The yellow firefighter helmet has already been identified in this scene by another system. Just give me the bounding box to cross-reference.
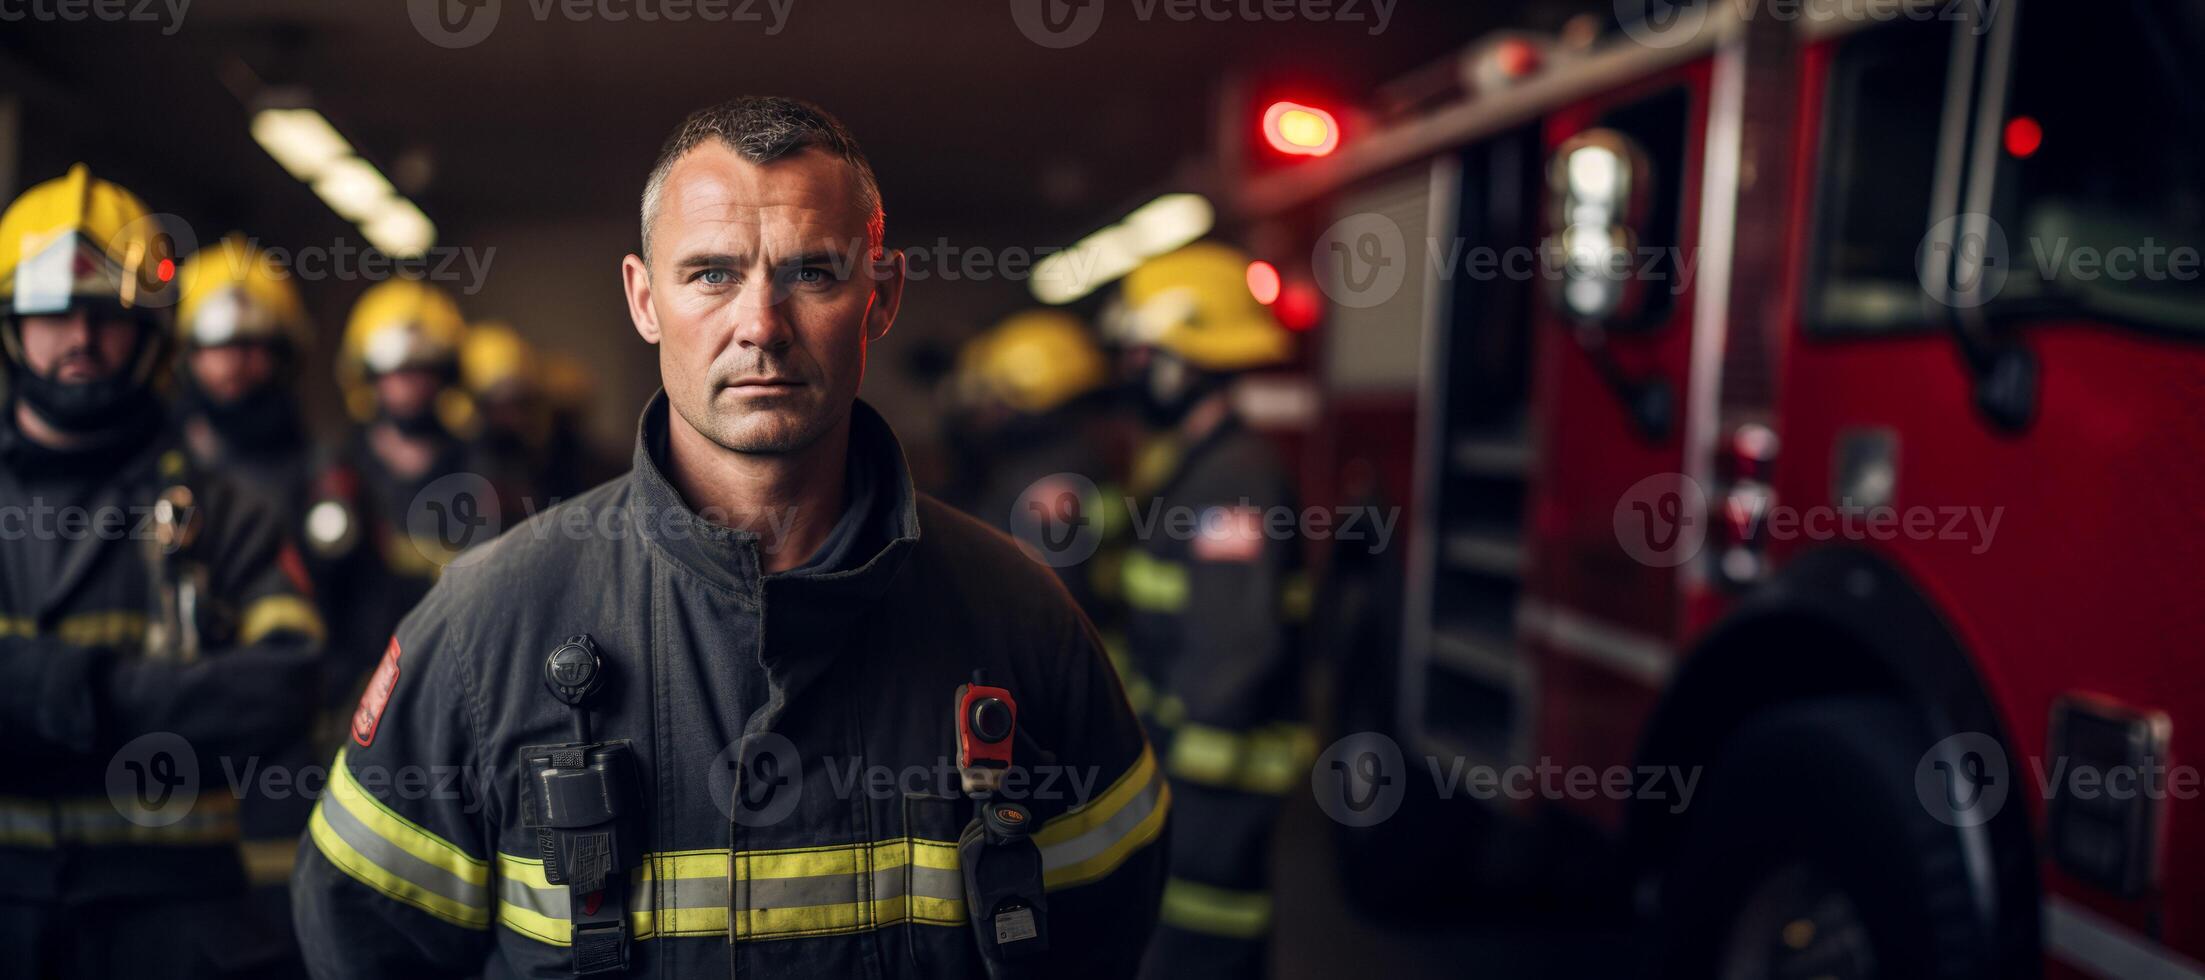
[177,234,310,350]
[0,163,176,319]
[959,308,1108,415]
[0,165,178,422]
[1108,241,1289,372]
[338,278,467,423]
[461,320,538,397]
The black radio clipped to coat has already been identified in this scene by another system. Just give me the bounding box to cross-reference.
[517,634,642,977]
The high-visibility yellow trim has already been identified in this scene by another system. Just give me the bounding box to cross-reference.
[307,748,491,930]
[53,611,147,648]
[0,793,240,847]
[1036,744,1171,891]
[0,616,32,638]
[1281,571,1314,622]
[1161,877,1273,939]
[238,593,326,646]
[325,749,489,885]
[1122,551,1189,613]
[495,838,969,946]
[1166,722,1314,795]
[239,837,300,886]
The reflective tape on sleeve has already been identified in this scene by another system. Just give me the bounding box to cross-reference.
[306,748,491,929]
[1035,744,1171,891]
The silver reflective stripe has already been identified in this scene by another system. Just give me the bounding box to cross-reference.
[499,872,566,918]
[319,782,489,911]
[1039,770,1163,873]
[500,848,965,924]
[2047,896,2205,980]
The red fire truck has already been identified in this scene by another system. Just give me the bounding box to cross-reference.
[1227,2,2205,976]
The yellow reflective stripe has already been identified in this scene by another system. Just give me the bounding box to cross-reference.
[239,837,299,886]
[0,612,148,646]
[53,611,147,648]
[1241,723,1316,795]
[1281,571,1313,622]
[1122,551,1189,613]
[0,794,240,846]
[1036,744,1170,891]
[308,748,491,929]
[238,593,326,646]
[494,839,969,947]
[1161,878,1273,939]
[1167,722,1314,795]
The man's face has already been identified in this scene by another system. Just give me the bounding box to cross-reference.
[374,367,445,423]
[18,308,142,384]
[188,342,280,403]
[622,143,903,454]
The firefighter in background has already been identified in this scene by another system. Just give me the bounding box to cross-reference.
[0,165,324,977]
[460,319,553,507]
[305,279,482,714]
[173,234,316,520]
[956,308,1123,618]
[540,348,623,497]
[173,233,324,970]
[1107,241,1310,979]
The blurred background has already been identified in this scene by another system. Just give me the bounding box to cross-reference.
[6,0,2201,977]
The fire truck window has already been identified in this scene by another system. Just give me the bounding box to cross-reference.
[1990,1,2205,333]
[1809,20,1951,333]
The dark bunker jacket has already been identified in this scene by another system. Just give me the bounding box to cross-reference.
[292,394,1169,978]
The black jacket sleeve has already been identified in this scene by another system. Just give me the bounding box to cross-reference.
[1025,613,1171,978]
[292,575,495,979]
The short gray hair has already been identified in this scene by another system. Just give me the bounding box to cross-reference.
[638,96,885,265]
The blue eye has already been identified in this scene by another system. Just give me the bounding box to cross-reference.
[696,268,732,285]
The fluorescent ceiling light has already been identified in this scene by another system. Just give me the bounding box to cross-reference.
[1031,193,1214,305]
[251,108,354,181]
[361,199,436,258]
[312,157,397,222]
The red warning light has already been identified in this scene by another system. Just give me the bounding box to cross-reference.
[1493,38,1540,79]
[1263,101,1339,157]
[156,258,176,282]
[1246,260,1282,305]
[1275,281,1323,331]
[2003,116,2042,159]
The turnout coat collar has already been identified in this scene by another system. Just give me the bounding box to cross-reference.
[624,390,920,606]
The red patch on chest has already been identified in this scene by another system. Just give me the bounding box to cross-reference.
[353,638,403,747]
